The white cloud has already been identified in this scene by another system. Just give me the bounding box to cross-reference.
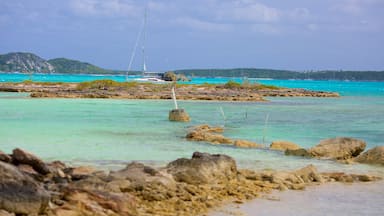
[69,0,140,17]
[216,1,281,23]
[288,8,310,20]
[251,24,280,35]
[173,17,232,32]
[307,23,319,31]
[332,0,384,15]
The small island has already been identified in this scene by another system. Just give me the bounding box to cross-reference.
[0,80,339,101]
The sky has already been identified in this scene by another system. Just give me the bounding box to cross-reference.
[0,0,383,71]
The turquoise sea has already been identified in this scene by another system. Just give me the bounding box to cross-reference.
[0,73,383,173]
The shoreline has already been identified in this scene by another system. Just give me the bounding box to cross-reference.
[210,181,384,216]
[0,80,339,101]
[0,148,382,216]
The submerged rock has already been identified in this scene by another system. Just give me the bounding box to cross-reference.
[186,125,233,144]
[186,124,263,149]
[166,152,237,185]
[270,141,301,151]
[234,139,263,148]
[355,146,384,166]
[309,137,366,160]
[285,148,312,157]
[0,161,50,215]
[169,109,190,122]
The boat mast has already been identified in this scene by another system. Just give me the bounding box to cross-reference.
[126,8,146,81]
[142,7,148,75]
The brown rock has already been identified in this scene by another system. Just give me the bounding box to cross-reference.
[309,137,366,160]
[0,210,14,216]
[0,151,11,163]
[166,152,237,185]
[68,166,97,180]
[0,161,50,215]
[58,188,137,216]
[109,162,176,195]
[294,165,324,183]
[11,148,51,175]
[169,109,190,122]
[234,140,263,148]
[270,141,301,151]
[186,130,233,144]
[191,124,224,133]
[285,148,312,157]
[355,146,384,166]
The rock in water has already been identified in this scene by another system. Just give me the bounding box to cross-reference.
[309,137,366,160]
[270,141,301,151]
[285,148,312,157]
[12,148,51,175]
[234,140,263,148]
[355,146,384,166]
[166,152,237,185]
[169,109,190,122]
[0,161,50,215]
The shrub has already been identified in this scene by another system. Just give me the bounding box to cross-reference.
[224,80,241,89]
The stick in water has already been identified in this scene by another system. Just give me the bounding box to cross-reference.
[172,87,178,109]
[262,113,270,145]
[219,107,226,121]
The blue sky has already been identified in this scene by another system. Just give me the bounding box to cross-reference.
[0,0,383,71]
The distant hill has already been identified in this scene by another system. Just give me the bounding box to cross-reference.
[0,52,55,73]
[48,58,115,74]
[1,52,383,80]
[175,69,384,81]
[0,52,130,74]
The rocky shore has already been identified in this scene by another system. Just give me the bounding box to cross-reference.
[186,125,384,166]
[0,148,382,216]
[0,80,339,101]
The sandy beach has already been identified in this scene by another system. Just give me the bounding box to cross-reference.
[211,181,384,216]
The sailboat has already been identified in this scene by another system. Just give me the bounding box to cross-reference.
[128,8,167,83]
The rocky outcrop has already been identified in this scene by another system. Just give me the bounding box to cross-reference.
[54,188,137,216]
[0,52,55,73]
[169,109,190,122]
[186,125,263,148]
[308,137,366,160]
[270,140,301,151]
[355,146,384,166]
[166,152,237,185]
[0,150,11,163]
[0,161,50,215]
[0,148,382,216]
[0,81,339,101]
[12,148,51,175]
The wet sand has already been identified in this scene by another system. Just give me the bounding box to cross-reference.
[211,181,384,216]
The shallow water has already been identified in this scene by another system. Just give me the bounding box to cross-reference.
[1,78,383,216]
[0,92,383,175]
